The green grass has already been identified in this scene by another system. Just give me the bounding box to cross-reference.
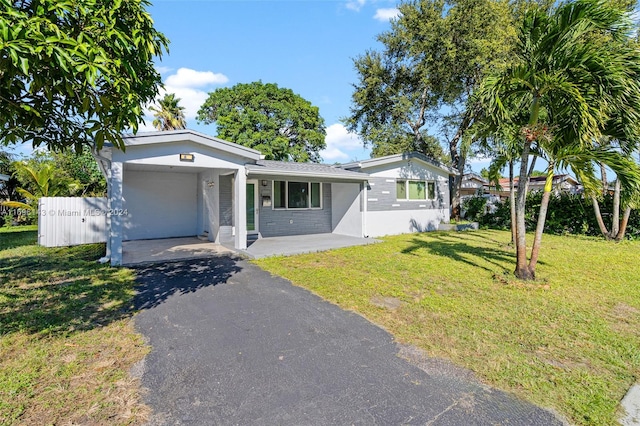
[255,230,640,425]
[0,226,148,425]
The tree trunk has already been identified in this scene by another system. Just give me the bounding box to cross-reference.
[515,95,540,281]
[514,141,533,280]
[448,108,475,220]
[591,196,612,240]
[525,155,537,195]
[509,160,516,245]
[611,179,621,237]
[615,206,632,241]
[600,161,608,195]
[527,166,554,276]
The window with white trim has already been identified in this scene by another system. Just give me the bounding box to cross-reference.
[273,181,322,209]
[396,180,435,200]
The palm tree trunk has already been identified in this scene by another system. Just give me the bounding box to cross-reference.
[515,95,540,281]
[615,206,632,241]
[509,160,516,245]
[600,161,608,195]
[525,155,537,194]
[591,196,612,239]
[611,179,621,237]
[527,166,554,275]
[515,141,532,280]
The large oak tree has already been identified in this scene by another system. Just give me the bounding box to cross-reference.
[344,0,517,217]
[197,82,326,162]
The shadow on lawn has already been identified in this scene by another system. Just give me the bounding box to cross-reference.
[401,232,546,273]
[0,228,38,251]
[0,229,243,335]
[132,256,243,311]
[0,242,136,336]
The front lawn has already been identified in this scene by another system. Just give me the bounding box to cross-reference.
[256,230,640,425]
[0,226,148,425]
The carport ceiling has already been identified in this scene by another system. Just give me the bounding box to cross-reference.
[124,163,211,174]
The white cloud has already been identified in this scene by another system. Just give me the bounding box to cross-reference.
[159,86,210,119]
[373,8,399,21]
[321,123,363,161]
[155,66,173,75]
[346,0,366,12]
[141,67,230,122]
[165,67,229,88]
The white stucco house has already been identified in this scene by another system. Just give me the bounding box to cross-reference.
[94,130,454,265]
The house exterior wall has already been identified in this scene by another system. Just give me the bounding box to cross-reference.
[218,174,234,242]
[111,141,252,171]
[255,181,332,237]
[360,159,451,237]
[122,170,197,240]
[197,170,220,241]
[331,182,363,238]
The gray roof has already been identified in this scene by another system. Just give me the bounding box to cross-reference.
[110,129,262,160]
[246,160,369,181]
[341,152,456,175]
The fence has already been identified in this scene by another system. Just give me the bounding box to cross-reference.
[38,197,108,247]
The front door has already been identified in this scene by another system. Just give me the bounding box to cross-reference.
[246,181,259,234]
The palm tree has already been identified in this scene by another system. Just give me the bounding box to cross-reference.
[478,0,640,280]
[149,93,187,131]
[1,162,80,211]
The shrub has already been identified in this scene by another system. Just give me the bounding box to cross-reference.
[478,192,640,239]
[462,195,487,221]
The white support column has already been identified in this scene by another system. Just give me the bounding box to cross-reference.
[362,181,368,238]
[109,162,124,266]
[234,168,247,250]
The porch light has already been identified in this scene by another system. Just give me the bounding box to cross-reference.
[180,153,195,162]
[261,180,268,186]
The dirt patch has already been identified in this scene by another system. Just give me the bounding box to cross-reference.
[370,295,403,310]
[611,303,640,320]
[397,343,483,385]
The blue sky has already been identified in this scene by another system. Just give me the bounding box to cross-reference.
[142,0,403,163]
[9,0,490,171]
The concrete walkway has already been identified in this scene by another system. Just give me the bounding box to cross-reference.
[132,257,564,425]
[122,234,378,265]
[122,237,234,265]
[239,233,380,258]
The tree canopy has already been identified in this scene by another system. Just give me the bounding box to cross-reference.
[0,0,169,152]
[343,0,518,215]
[197,81,326,162]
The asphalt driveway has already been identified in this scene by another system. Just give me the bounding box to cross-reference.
[133,256,564,425]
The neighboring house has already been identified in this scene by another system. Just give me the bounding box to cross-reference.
[459,174,500,217]
[459,172,582,217]
[460,173,488,198]
[461,173,582,200]
[94,130,455,266]
[494,175,582,198]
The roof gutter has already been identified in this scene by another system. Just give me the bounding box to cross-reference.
[246,168,368,182]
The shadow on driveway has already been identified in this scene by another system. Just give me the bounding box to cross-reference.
[132,256,242,310]
[133,256,564,425]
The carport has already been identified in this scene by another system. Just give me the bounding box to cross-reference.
[95,130,261,266]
